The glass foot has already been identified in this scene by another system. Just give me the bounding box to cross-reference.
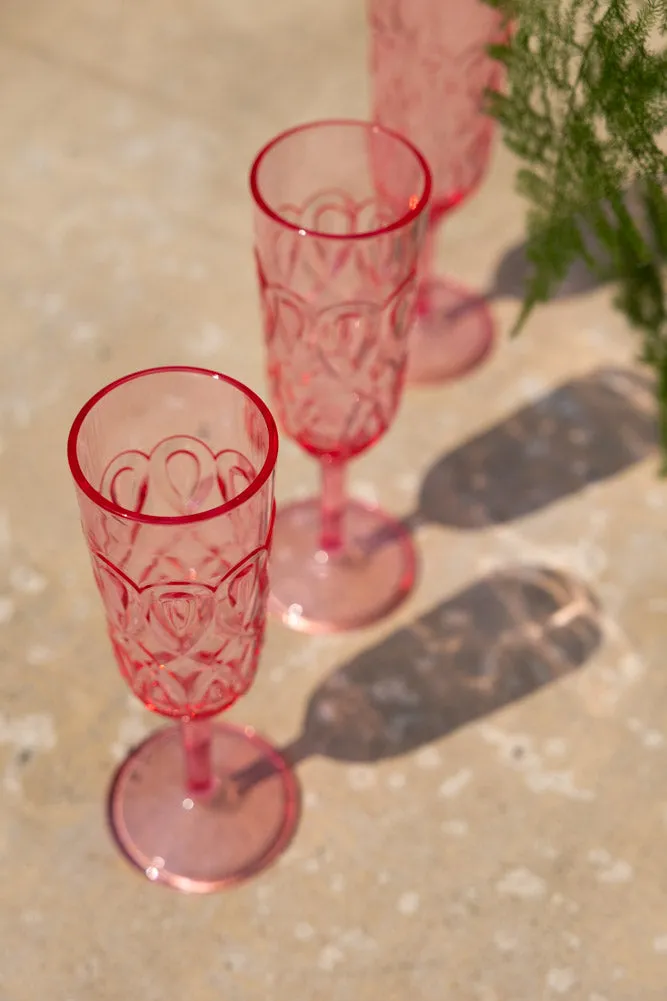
[268,498,416,634]
[406,277,495,385]
[108,721,300,893]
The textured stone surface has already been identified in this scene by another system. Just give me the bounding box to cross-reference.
[0,2,666,1000]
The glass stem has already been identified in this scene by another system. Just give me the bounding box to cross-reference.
[181,717,213,797]
[320,458,346,554]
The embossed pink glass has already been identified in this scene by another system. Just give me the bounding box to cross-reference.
[67,367,299,892]
[250,120,431,634]
[369,0,507,383]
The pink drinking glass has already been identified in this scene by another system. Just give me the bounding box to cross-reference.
[67,366,299,892]
[369,0,507,384]
[250,119,432,634]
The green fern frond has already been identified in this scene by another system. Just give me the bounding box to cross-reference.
[484,0,667,466]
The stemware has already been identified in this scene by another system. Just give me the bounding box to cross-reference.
[250,119,432,634]
[369,0,507,384]
[67,366,299,892]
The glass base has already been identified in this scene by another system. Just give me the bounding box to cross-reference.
[406,277,495,385]
[268,498,416,634]
[108,721,300,893]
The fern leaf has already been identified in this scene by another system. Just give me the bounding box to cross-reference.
[485,0,667,464]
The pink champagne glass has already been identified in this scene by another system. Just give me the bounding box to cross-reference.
[67,366,299,892]
[250,119,432,634]
[369,0,507,384]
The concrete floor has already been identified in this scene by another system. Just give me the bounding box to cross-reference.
[0,2,665,999]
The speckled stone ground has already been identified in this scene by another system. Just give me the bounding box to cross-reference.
[1,2,666,1000]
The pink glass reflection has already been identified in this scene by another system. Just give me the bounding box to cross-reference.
[369,0,507,383]
[67,366,299,892]
[250,119,431,634]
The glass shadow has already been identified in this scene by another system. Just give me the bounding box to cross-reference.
[239,565,601,788]
[415,367,655,530]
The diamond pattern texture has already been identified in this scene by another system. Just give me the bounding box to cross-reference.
[256,186,424,459]
[83,437,272,718]
[369,0,506,211]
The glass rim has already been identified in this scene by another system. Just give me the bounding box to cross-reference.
[249,118,433,240]
[67,365,279,526]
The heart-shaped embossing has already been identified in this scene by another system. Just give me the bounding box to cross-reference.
[215,450,256,504]
[216,547,269,635]
[149,436,218,516]
[89,531,271,717]
[316,299,383,379]
[90,552,140,635]
[142,583,215,657]
[264,272,419,455]
[353,201,404,287]
[302,188,356,235]
[100,450,149,515]
[271,189,367,293]
[96,437,259,521]
[261,284,307,351]
[270,202,304,286]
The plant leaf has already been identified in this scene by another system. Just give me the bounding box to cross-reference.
[485,0,667,465]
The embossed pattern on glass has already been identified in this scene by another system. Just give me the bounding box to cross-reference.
[370,0,504,214]
[86,438,268,719]
[251,120,432,634]
[68,367,299,893]
[369,0,508,384]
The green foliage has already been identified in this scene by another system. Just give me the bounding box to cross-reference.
[484,0,667,465]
